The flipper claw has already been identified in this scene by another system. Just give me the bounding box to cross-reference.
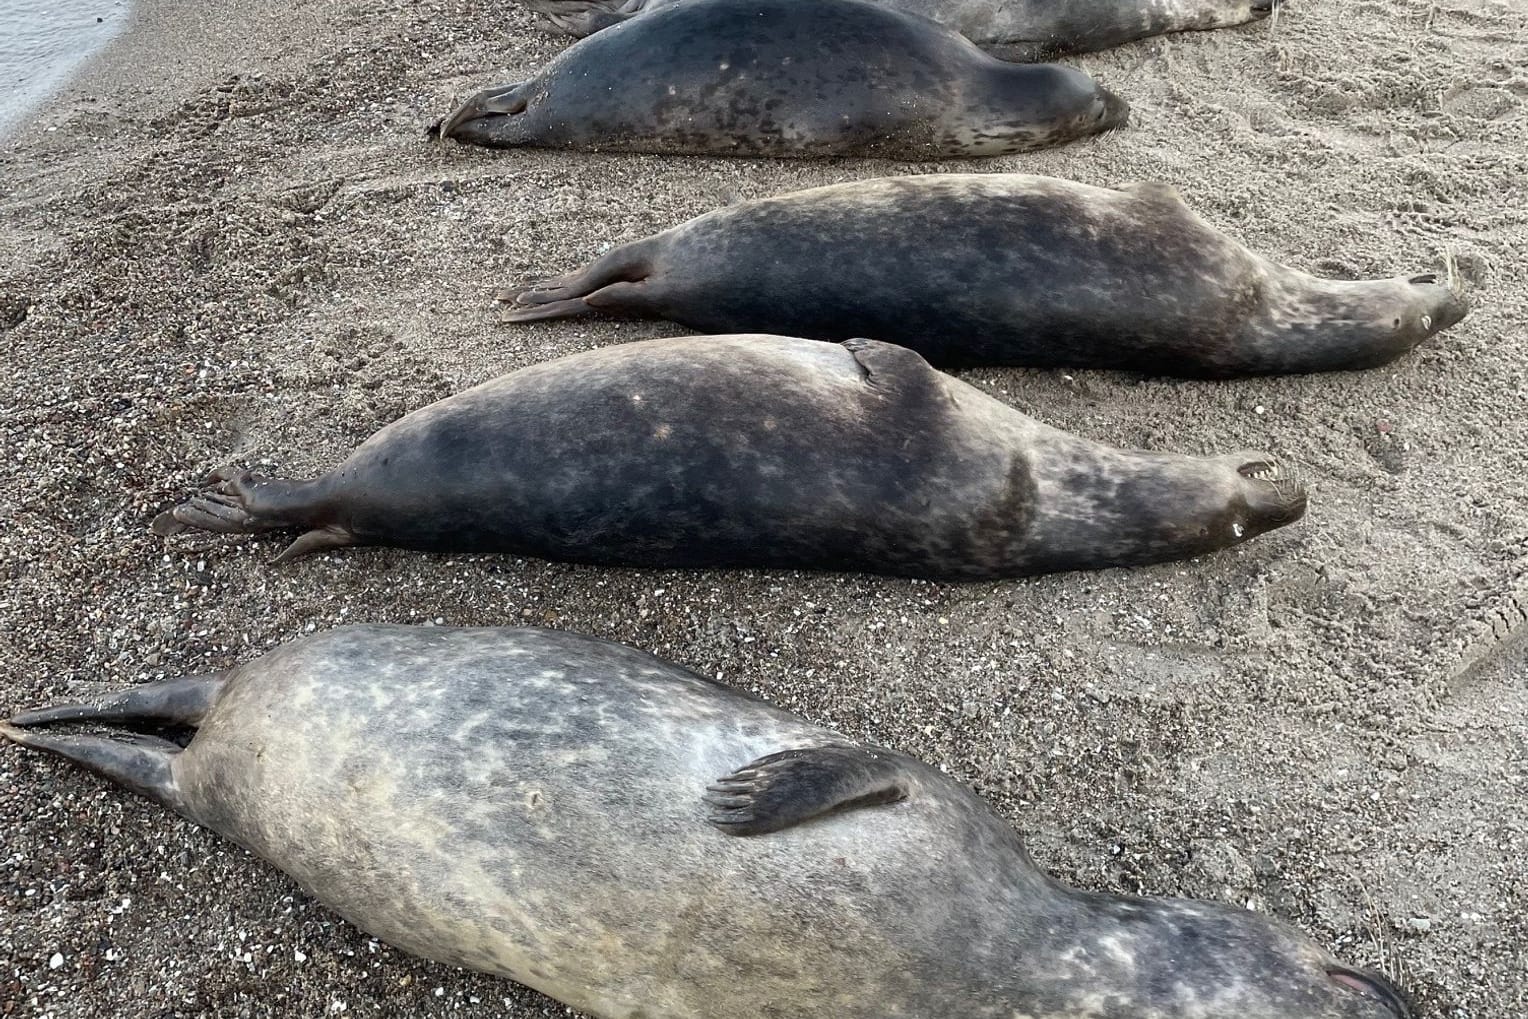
[705,744,912,836]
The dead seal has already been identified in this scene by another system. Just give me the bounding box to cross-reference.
[501,174,1470,377]
[432,0,1129,159]
[151,335,1305,577]
[519,0,1279,61]
[3,624,1412,1019]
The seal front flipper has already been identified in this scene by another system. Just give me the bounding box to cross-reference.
[705,744,913,836]
[841,338,951,401]
[1,723,184,810]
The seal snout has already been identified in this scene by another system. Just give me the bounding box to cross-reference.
[1411,275,1469,336]
[1233,454,1308,530]
[1328,967,1415,1019]
[1095,85,1131,129]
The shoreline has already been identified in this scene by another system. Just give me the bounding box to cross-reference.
[1,0,1525,1015]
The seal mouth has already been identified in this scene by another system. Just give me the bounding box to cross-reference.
[1237,459,1286,482]
[1329,967,1415,1019]
[1249,0,1280,15]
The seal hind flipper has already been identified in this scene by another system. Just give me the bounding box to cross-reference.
[499,239,659,323]
[520,0,640,36]
[1,722,184,810]
[434,83,530,141]
[705,744,912,836]
[154,469,347,558]
[10,673,228,728]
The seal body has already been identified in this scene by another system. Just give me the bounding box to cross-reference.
[152,335,1305,576]
[4,624,1412,1019]
[502,175,1470,376]
[434,0,1129,159]
[521,0,1278,60]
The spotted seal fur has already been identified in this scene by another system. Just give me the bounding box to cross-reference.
[3,624,1413,1019]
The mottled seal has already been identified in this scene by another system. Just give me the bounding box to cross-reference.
[433,0,1129,159]
[151,335,1305,576]
[3,624,1412,1019]
[519,0,1279,61]
[502,174,1471,376]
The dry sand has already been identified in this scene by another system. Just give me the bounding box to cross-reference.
[1,0,1525,1014]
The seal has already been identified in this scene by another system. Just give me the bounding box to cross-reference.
[518,0,1279,61]
[501,174,1471,377]
[2,624,1413,1019]
[431,0,1129,159]
[151,335,1306,577]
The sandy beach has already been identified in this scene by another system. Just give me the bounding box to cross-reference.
[1,0,1524,1014]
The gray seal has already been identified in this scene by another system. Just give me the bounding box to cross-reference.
[151,335,1306,576]
[519,0,1279,61]
[3,624,1412,1019]
[432,0,1129,159]
[501,174,1471,377]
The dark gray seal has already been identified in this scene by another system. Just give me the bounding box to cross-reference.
[519,0,1279,61]
[151,335,1306,576]
[502,174,1471,377]
[432,0,1129,159]
[3,624,1412,1019]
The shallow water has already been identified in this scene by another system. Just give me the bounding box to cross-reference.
[0,0,134,138]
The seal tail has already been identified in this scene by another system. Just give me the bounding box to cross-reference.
[498,238,659,323]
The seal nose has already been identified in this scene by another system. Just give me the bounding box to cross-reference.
[1232,453,1308,528]
[1419,280,1469,334]
[1329,968,1415,1019]
[1095,85,1130,128]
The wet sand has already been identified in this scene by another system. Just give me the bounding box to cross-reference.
[1,0,1524,1014]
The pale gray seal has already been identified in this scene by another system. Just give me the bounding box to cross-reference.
[501,174,1470,377]
[519,0,1279,61]
[433,0,1129,159]
[3,624,1412,1019]
[150,335,1306,576]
